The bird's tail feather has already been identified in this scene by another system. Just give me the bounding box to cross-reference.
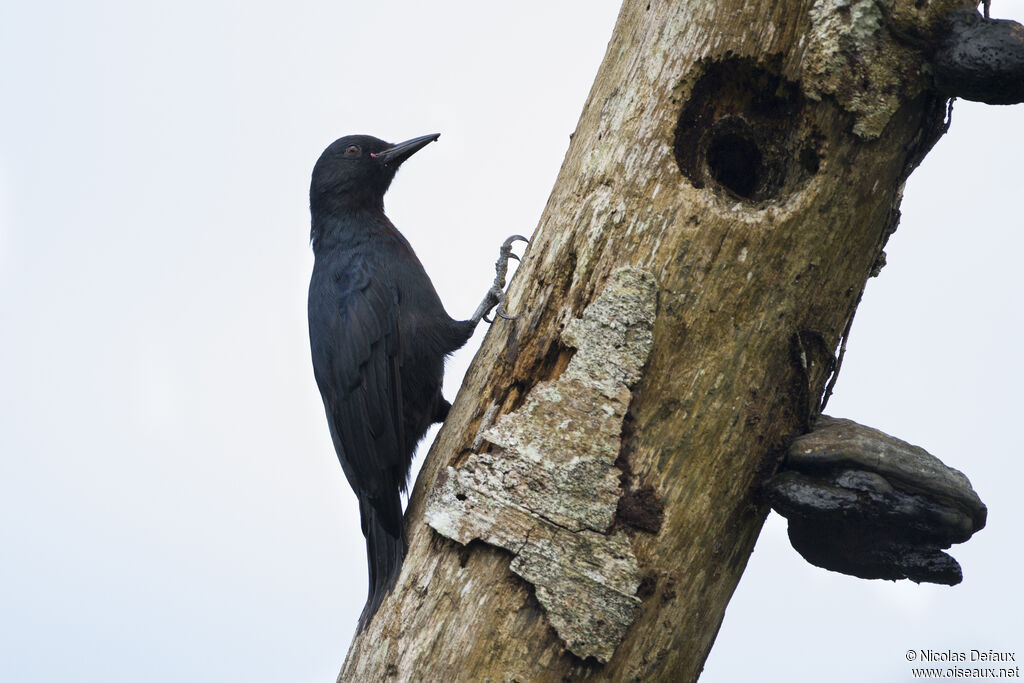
[357,496,406,631]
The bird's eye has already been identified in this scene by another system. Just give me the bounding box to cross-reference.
[344,145,361,157]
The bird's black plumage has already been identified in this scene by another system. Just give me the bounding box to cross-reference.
[307,133,477,627]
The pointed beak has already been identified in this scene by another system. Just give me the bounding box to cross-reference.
[372,133,440,167]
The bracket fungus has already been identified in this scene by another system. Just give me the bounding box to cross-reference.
[766,416,986,585]
[933,9,1024,105]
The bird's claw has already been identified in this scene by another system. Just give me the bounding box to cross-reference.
[495,305,515,320]
[472,235,529,324]
[481,285,505,324]
[501,234,529,250]
[485,289,516,322]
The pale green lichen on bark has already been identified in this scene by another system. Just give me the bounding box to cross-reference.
[804,0,927,137]
[424,267,657,663]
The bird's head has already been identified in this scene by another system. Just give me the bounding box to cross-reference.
[309,133,440,215]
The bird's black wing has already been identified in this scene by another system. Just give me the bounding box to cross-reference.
[309,250,405,537]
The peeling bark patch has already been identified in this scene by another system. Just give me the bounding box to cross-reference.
[425,267,657,663]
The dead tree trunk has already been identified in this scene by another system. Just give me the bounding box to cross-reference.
[340,0,1010,680]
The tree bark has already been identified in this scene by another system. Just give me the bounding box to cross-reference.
[340,0,973,680]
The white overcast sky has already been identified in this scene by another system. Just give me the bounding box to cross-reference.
[1,2,1022,682]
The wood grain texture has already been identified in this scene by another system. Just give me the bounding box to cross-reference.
[340,0,966,680]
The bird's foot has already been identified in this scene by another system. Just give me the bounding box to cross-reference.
[471,235,528,324]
